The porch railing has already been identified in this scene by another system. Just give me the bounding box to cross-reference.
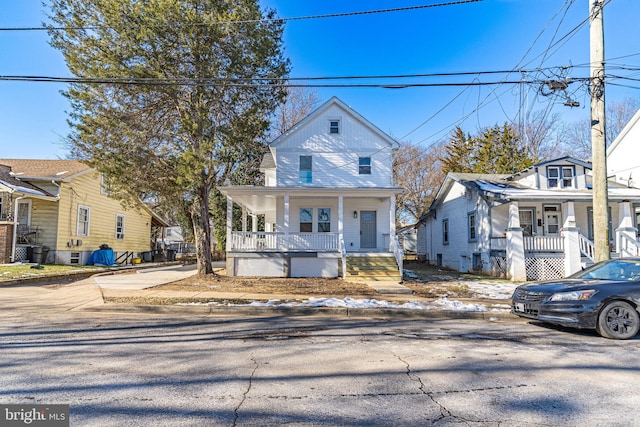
[579,234,595,263]
[389,234,404,280]
[491,236,564,252]
[229,231,340,252]
[524,236,564,252]
[618,233,640,258]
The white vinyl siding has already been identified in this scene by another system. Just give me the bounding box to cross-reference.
[273,104,394,187]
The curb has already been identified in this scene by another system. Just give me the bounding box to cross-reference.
[84,302,522,321]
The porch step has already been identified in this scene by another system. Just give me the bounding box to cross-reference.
[345,255,401,282]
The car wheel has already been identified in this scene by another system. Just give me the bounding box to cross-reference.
[597,301,640,340]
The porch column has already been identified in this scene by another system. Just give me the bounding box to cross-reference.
[252,214,258,232]
[562,201,581,276]
[390,195,396,235]
[506,201,526,281]
[241,208,247,232]
[226,196,233,251]
[283,195,289,251]
[338,195,344,239]
[616,201,638,257]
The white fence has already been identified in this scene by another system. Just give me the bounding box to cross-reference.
[491,236,564,252]
[230,232,340,252]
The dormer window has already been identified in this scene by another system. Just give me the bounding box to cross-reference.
[547,166,575,189]
[562,167,574,187]
[548,167,559,188]
[329,119,340,134]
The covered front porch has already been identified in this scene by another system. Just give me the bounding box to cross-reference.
[489,199,640,281]
[218,186,404,278]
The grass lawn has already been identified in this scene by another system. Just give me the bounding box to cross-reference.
[0,264,102,282]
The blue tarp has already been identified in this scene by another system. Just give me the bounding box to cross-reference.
[88,249,116,266]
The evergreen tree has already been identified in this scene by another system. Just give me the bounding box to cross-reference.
[441,126,475,174]
[48,0,290,275]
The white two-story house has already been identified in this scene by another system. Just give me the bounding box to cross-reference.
[416,157,640,281]
[218,97,404,280]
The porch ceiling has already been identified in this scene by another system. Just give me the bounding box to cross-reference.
[219,185,404,214]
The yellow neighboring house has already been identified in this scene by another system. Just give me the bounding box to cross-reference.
[0,159,168,265]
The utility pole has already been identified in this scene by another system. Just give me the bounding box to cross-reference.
[590,0,609,262]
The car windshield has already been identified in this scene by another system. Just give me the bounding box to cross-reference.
[573,260,640,281]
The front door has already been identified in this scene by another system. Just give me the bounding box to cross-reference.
[543,206,560,235]
[360,211,377,249]
[17,200,31,228]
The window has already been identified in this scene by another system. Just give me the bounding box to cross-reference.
[359,157,371,175]
[467,212,476,241]
[442,219,449,244]
[562,167,574,188]
[329,119,340,134]
[318,208,331,232]
[115,214,125,240]
[77,205,91,237]
[300,208,313,232]
[100,174,111,195]
[548,167,559,188]
[299,156,312,183]
[547,165,575,188]
[519,209,534,236]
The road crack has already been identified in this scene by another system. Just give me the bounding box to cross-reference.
[233,354,258,427]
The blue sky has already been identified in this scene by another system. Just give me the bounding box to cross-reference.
[2,0,640,159]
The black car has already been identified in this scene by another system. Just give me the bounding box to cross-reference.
[512,258,640,339]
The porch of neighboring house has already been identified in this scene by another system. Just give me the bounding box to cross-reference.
[221,188,403,280]
[488,200,640,281]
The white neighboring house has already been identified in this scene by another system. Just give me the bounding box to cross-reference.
[218,97,404,280]
[608,108,640,192]
[416,157,640,281]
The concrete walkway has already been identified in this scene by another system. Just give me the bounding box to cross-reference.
[93,264,199,290]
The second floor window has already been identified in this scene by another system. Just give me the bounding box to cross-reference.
[77,205,90,237]
[548,166,575,189]
[299,156,312,183]
[359,157,371,175]
[329,120,340,134]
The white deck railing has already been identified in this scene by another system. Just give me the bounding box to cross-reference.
[491,236,564,252]
[229,232,340,252]
[524,236,564,252]
[618,233,640,258]
[579,234,595,263]
[389,234,404,279]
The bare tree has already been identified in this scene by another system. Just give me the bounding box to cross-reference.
[560,97,639,160]
[393,141,446,224]
[517,110,565,161]
[269,86,320,139]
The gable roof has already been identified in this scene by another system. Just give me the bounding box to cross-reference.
[607,107,640,156]
[0,164,55,198]
[0,159,93,182]
[269,96,398,148]
[506,156,592,180]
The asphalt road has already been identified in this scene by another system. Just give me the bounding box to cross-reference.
[1,303,639,426]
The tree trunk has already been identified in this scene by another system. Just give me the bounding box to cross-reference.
[191,186,214,276]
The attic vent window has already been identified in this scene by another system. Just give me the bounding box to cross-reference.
[329,120,340,134]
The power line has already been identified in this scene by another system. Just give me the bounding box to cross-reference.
[0,74,592,88]
[0,1,483,32]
